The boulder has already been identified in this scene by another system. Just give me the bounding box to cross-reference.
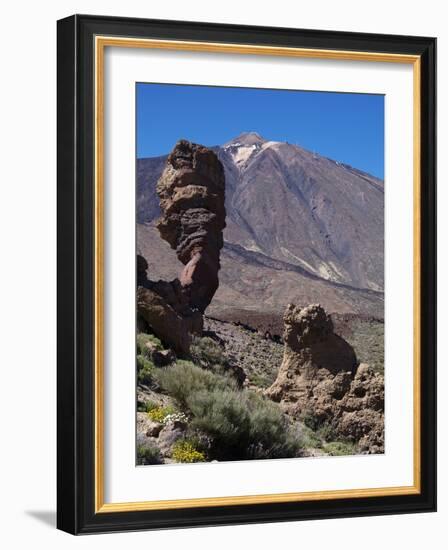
[142,340,176,366]
[137,286,194,355]
[157,423,187,457]
[136,412,164,438]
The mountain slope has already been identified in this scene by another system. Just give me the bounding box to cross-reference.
[137,224,383,321]
[220,133,384,291]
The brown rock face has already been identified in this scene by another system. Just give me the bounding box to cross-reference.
[137,258,203,354]
[156,140,226,312]
[137,141,226,353]
[266,303,384,453]
[267,304,357,406]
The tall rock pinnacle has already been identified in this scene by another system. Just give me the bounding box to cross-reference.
[156,140,226,312]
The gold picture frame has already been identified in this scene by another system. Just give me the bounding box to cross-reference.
[57,14,436,534]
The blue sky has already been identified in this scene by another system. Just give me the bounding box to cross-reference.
[136,83,384,179]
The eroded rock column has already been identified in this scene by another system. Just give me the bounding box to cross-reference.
[156,140,226,312]
[137,140,226,354]
[266,303,384,453]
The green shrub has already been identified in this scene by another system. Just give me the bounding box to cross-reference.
[323,441,357,456]
[155,362,301,461]
[249,371,272,388]
[299,423,323,449]
[137,332,163,358]
[174,359,197,369]
[137,443,163,465]
[143,400,158,413]
[137,355,155,386]
[190,336,227,367]
[300,414,357,453]
[137,399,158,413]
[154,361,236,408]
[315,421,337,442]
[172,440,205,463]
[189,389,300,460]
[301,413,337,442]
[301,412,321,432]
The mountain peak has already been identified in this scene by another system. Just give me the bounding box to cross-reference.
[224,132,266,148]
[222,132,267,168]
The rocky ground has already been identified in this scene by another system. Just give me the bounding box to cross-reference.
[136,312,384,464]
[203,316,283,388]
[203,313,384,387]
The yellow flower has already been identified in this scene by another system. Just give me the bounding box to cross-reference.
[172,441,205,463]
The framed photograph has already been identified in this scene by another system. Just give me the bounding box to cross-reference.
[57,14,436,534]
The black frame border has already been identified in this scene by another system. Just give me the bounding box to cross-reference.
[57,14,436,534]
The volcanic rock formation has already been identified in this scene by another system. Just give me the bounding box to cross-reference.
[266,303,384,453]
[137,141,226,353]
[137,255,202,354]
[156,139,226,312]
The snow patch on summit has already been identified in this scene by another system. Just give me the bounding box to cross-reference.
[224,142,262,168]
[231,145,257,165]
[262,140,281,149]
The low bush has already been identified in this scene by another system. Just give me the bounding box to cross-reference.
[301,412,337,442]
[299,423,323,450]
[137,332,163,358]
[323,441,357,456]
[138,399,159,413]
[142,399,158,413]
[315,421,338,443]
[189,389,300,460]
[190,336,228,367]
[300,414,356,454]
[137,443,163,465]
[172,440,205,463]
[248,371,272,388]
[154,361,236,408]
[301,412,321,432]
[155,362,301,461]
[137,355,155,386]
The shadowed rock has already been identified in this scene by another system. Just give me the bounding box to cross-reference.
[267,304,357,404]
[136,255,203,354]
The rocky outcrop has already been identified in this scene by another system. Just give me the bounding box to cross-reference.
[266,303,384,453]
[337,363,385,453]
[137,141,226,353]
[137,256,203,354]
[266,304,357,407]
[156,140,226,312]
